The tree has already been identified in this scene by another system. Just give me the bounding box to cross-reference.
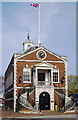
[68,75,78,95]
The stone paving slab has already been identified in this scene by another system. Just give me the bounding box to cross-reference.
[1,109,78,119]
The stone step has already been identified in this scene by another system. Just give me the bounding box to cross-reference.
[19,111,39,114]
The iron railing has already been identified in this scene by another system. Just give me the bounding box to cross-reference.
[18,83,36,111]
[19,95,32,108]
[37,81,52,86]
[62,99,75,112]
[19,94,38,112]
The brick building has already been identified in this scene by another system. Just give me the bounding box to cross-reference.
[5,32,68,112]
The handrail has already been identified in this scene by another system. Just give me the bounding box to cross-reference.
[19,95,32,108]
[18,83,35,110]
[18,83,34,97]
[65,99,73,106]
[62,99,75,112]
[19,94,37,112]
[28,95,35,107]
[54,90,64,98]
[19,87,35,107]
[65,100,75,109]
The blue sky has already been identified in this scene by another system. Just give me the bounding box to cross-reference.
[2,2,76,75]
[0,2,2,76]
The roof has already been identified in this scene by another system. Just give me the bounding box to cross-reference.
[5,45,67,75]
[15,45,67,62]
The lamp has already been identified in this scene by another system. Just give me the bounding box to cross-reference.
[19,76,22,83]
[61,77,65,84]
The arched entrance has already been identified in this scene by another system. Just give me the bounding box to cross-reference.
[39,92,50,110]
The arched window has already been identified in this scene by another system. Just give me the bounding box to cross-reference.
[53,69,59,83]
[23,68,31,83]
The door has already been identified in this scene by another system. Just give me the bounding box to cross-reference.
[38,73,45,81]
[39,92,50,110]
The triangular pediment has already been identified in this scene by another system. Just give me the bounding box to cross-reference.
[16,46,67,62]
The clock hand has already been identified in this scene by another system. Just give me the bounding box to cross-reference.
[41,53,45,56]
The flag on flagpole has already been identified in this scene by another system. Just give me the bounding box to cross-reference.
[31,3,39,8]
[31,2,41,45]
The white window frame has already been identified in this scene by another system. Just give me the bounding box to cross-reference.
[53,69,59,83]
[23,67,31,83]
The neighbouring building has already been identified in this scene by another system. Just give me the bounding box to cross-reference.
[5,32,68,112]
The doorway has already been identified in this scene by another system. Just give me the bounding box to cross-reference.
[39,92,50,110]
[38,73,45,81]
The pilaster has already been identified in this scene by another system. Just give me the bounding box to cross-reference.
[64,60,68,103]
[14,54,17,112]
[51,68,53,86]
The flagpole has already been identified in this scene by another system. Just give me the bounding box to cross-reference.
[38,2,40,46]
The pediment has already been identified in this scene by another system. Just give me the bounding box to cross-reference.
[17,46,66,62]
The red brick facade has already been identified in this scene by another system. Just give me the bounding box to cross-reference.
[5,46,67,111]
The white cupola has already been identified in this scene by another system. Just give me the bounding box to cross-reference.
[23,31,34,51]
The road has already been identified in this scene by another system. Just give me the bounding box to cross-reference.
[1,114,78,120]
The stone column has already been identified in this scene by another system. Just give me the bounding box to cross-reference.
[51,69,53,86]
[14,54,17,112]
[50,87,54,110]
[35,87,39,111]
[35,67,38,85]
[51,69,54,110]
[64,61,68,103]
[35,67,39,110]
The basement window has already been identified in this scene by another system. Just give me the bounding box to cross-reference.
[53,69,59,83]
[23,68,31,83]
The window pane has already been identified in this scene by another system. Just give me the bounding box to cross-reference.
[53,69,58,82]
[23,68,30,82]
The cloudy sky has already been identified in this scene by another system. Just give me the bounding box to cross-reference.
[1,2,76,75]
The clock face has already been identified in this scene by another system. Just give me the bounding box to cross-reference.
[37,50,46,59]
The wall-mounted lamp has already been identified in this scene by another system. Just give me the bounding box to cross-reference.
[61,77,65,84]
[19,76,22,83]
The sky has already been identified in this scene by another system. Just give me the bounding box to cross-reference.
[1,2,76,76]
[77,2,78,76]
[0,2,2,77]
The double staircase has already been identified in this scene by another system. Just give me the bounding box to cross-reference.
[18,87,39,113]
[55,90,75,112]
[62,99,75,112]
[18,88,75,113]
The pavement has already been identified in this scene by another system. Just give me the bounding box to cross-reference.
[1,108,78,120]
[1,115,78,120]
